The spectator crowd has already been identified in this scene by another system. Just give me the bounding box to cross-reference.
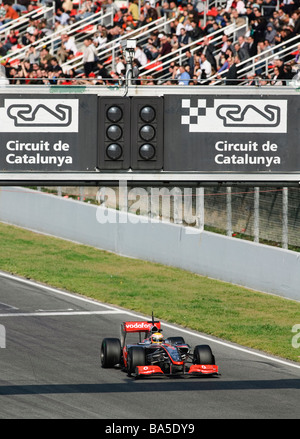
[0,0,299,86]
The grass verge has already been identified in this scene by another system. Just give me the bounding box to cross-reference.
[0,222,299,363]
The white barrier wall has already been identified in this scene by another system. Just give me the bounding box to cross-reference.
[0,187,299,301]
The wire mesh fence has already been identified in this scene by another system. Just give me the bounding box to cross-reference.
[42,184,300,251]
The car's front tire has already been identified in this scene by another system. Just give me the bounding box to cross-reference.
[127,346,146,376]
[193,345,215,365]
[101,338,121,368]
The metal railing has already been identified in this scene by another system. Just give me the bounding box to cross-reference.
[138,20,249,80]
[208,34,300,85]
[61,15,176,73]
[0,5,54,37]
[1,9,114,66]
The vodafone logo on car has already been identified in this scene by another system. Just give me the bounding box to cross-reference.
[124,321,152,331]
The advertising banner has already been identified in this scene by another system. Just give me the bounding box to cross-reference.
[164,94,300,173]
[0,94,97,171]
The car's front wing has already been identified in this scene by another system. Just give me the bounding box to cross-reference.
[135,364,219,378]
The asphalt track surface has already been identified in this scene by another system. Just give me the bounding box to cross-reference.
[0,271,299,420]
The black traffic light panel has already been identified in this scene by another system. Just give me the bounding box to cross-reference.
[98,97,131,170]
[131,97,164,170]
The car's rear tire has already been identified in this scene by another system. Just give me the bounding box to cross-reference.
[165,336,186,345]
[127,346,146,376]
[193,345,215,365]
[101,338,121,368]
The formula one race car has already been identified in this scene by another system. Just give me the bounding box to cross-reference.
[100,316,219,378]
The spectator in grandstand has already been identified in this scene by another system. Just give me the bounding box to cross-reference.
[217,53,230,74]
[254,40,269,75]
[103,0,120,28]
[186,2,200,25]
[270,65,285,85]
[134,44,148,66]
[38,18,53,38]
[264,22,277,46]
[112,9,124,27]
[7,66,20,84]
[272,8,289,28]
[82,36,98,77]
[170,33,179,51]
[0,40,7,56]
[198,52,213,80]
[57,33,78,63]
[3,29,18,52]
[293,10,300,33]
[184,49,195,72]
[282,0,296,16]
[55,8,71,26]
[247,34,258,57]
[283,62,294,81]
[25,45,40,65]
[128,0,139,21]
[106,24,123,42]
[115,55,126,75]
[230,8,247,37]
[215,33,234,67]
[25,17,39,37]
[0,4,5,22]
[74,0,96,21]
[12,0,30,14]
[157,33,172,59]
[288,42,300,72]
[257,73,270,85]
[224,55,239,85]
[143,1,159,23]
[234,40,250,65]
[144,36,159,60]
[237,34,250,56]
[245,4,256,23]
[178,64,190,85]
[250,7,268,43]
[179,10,193,33]
[62,0,74,13]
[199,36,217,71]
[131,58,141,85]
[261,0,277,20]
[21,31,34,46]
[39,46,52,64]
[95,60,112,82]
[188,74,200,85]
[49,57,63,74]
[178,27,189,47]
[160,1,172,19]
[122,12,136,31]
[171,62,181,81]
[0,2,18,27]
[93,28,107,48]
[168,1,179,19]
[53,15,66,35]
[188,19,204,41]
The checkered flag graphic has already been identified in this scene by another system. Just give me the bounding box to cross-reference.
[181,99,209,127]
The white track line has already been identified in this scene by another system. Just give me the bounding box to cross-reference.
[0,310,127,317]
[1,271,300,371]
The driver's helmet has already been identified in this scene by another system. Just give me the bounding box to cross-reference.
[150,332,164,344]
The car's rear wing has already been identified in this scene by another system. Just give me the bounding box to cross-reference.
[121,321,161,333]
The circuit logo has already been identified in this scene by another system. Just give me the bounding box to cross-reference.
[0,99,79,132]
[181,98,287,133]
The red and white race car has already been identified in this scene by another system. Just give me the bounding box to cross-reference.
[101,317,219,378]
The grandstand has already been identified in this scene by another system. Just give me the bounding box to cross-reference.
[0,0,299,85]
